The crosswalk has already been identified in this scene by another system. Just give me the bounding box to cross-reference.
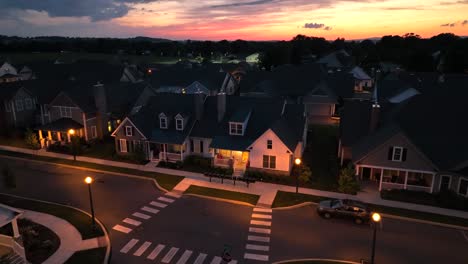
[112,192,181,234]
[244,207,273,262]
[119,238,238,264]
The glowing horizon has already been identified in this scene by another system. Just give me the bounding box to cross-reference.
[0,0,467,41]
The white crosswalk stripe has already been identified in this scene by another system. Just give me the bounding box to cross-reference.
[248,235,270,243]
[112,224,132,234]
[210,256,222,264]
[246,244,269,251]
[176,250,193,264]
[123,218,141,226]
[158,197,175,203]
[147,244,165,260]
[120,239,139,253]
[161,247,179,263]
[250,220,271,226]
[193,253,207,264]
[166,192,182,198]
[133,242,152,256]
[252,213,272,219]
[253,208,272,213]
[132,212,151,220]
[150,201,168,208]
[249,227,271,234]
[244,253,269,261]
[141,206,160,214]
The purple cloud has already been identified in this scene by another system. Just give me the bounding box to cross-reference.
[304,22,332,30]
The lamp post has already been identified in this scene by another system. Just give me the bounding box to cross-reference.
[370,212,381,264]
[294,158,301,193]
[85,177,96,231]
[68,129,76,161]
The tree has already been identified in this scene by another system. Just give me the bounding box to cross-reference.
[24,129,40,150]
[298,165,312,184]
[338,165,360,194]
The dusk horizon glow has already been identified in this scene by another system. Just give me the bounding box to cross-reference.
[0,0,467,41]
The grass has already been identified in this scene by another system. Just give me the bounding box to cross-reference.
[0,193,103,239]
[0,136,29,149]
[0,149,183,191]
[272,191,468,227]
[185,185,259,205]
[65,247,107,264]
[19,218,60,264]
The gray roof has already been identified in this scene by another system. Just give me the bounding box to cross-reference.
[340,100,373,146]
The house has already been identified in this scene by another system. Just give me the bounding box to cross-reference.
[339,76,468,195]
[0,82,38,128]
[112,93,307,176]
[317,50,354,69]
[0,204,27,263]
[347,66,373,92]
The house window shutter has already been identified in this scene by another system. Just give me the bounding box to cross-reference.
[388,147,394,160]
[402,148,407,161]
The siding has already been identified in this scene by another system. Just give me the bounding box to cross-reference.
[49,93,83,124]
[112,118,147,155]
[357,133,436,172]
[249,129,293,173]
[189,137,213,158]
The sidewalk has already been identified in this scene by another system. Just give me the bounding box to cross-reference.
[22,210,107,264]
[1,145,468,219]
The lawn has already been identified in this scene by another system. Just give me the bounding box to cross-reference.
[0,193,104,239]
[0,149,183,191]
[0,136,30,149]
[185,185,259,205]
[272,191,468,227]
[65,247,107,264]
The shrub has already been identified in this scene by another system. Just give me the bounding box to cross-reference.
[24,129,40,150]
[338,165,360,194]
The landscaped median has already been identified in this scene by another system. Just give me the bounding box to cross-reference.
[272,191,468,227]
[185,185,260,205]
[65,247,107,264]
[0,149,183,191]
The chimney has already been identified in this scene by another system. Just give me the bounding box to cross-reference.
[93,82,107,139]
[217,92,226,122]
[194,92,204,121]
[369,81,380,133]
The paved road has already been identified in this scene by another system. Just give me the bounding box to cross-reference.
[1,157,466,264]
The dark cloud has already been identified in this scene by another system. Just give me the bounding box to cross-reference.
[304,22,332,30]
[441,23,456,27]
[441,20,468,27]
[381,6,426,10]
[0,0,158,21]
[440,0,468,4]
[211,0,275,8]
[462,20,468,25]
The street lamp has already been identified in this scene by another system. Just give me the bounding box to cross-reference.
[84,176,96,231]
[68,129,77,161]
[294,158,301,193]
[370,212,381,264]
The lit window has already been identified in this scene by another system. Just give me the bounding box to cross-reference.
[267,140,272,149]
[176,118,183,131]
[125,126,133,136]
[229,123,243,135]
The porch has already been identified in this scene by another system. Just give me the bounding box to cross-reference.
[357,165,435,193]
[35,118,84,148]
[214,149,249,176]
[149,142,187,162]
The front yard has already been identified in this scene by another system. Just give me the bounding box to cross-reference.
[185,185,260,205]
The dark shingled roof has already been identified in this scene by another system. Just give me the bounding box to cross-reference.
[340,100,373,147]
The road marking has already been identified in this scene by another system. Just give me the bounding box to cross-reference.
[250,220,271,227]
[210,256,222,264]
[246,244,270,251]
[249,227,271,234]
[141,206,160,214]
[248,235,270,243]
[176,250,193,264]
[252,213,272,220]
[161,247,179,263]
[244,253,269,261]
[150,201,168,208]
[123,218,141,226]
[253,208,272,213]
[133,241,152,256]
[166,192,182,198]
[120,239,139,253]
[113,224,132,234]
[193,253,207,264]
[132,212,151,220]
[158,197,175,203]
[461,230,468,242]
[147,244,165,260]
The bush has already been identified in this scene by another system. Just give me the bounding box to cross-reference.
[338,165,360,194]
[24,129,40,150]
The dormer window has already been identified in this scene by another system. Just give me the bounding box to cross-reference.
[159,113,167,129]
[176,118,183,131]
[229,122,244,136]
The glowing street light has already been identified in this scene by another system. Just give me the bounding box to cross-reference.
[68,129,77,161]
[84,177,96,230]
[370,212,381,264]
[294,158,302,193]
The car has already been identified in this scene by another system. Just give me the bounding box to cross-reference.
[316,199,371,224]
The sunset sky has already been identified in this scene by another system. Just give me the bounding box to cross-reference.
[0,0,467,40]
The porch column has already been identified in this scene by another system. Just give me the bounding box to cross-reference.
[163,144,167,161]
[430,173,436,193]
[355,165,360,178]
[379,168,383,191]
[404,171,408,190]
[38,130,44,148]
[180,145,183,161]
[57,132,61,141]
[67,132,71,142]
[12,219,20,238]
[82,113,88,141]
[48,131,52,140]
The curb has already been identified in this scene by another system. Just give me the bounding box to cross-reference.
[381,213,468,231]
[0,154,171,194]
[0,192,111,264]
[184,193,256,207]
[272,202,316,210]
[273,258,360,264]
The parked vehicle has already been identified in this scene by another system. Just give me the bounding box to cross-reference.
[317,199,371,224]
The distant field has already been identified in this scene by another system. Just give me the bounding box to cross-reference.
[0,52,192,65]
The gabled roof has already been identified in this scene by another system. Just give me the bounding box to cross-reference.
[340,100,373,147]
[0,82,32,101]
[317,50,354,68]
